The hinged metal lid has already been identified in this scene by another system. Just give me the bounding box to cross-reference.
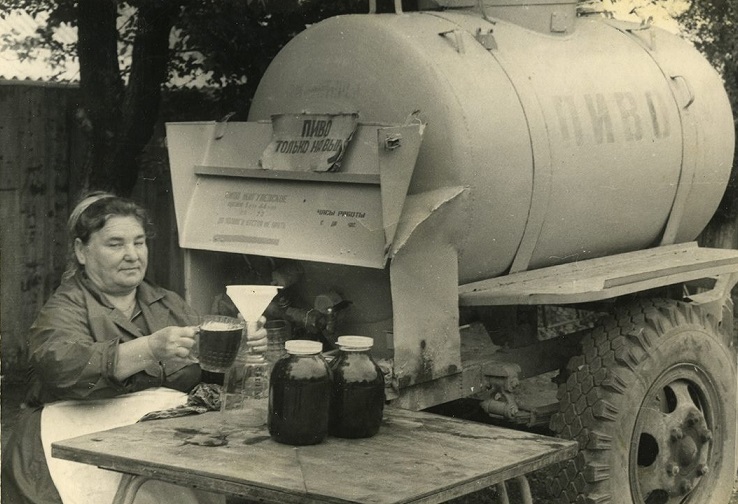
[166,117,424,269]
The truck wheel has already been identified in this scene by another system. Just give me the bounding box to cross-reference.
[548,299,736,504]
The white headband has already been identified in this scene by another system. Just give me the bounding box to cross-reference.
[67,193,116,234]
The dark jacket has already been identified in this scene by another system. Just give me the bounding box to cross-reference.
[2,271,202,504]
[27,271,201,404]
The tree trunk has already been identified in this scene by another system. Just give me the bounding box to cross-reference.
[78,0,178,197]
[110,1,179,196]
[77,0,124,193]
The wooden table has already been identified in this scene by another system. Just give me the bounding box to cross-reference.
[52,407,577,504]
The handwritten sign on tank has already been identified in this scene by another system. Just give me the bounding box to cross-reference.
[260,113,358,172]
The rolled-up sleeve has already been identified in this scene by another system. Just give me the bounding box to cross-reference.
[29,293,129,400]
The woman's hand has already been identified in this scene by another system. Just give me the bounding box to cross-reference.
[239,315,268,353]
[146,326,198,361]
[115,326,197,381]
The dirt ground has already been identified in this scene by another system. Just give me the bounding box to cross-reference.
[2,378,736,504]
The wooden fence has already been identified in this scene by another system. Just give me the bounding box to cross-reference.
[0,83,183,378]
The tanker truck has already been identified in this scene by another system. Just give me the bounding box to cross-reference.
[166,0,738,502]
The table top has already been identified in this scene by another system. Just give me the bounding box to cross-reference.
[52,407,577,504]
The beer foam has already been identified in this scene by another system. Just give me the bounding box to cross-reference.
[201,320,241,331]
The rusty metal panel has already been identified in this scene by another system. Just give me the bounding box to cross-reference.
[390,187,467,393]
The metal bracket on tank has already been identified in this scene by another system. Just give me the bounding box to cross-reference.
[475,28,497,50]
[670,75,695,109]
[477,0,493,23]
[624,22,656,51]
[214,111,236,140]
[439,30,466,54]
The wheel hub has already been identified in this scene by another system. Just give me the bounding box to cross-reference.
[664,407,712,496]
[635,380,715,503]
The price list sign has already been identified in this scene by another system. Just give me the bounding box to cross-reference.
[185,176,386,268]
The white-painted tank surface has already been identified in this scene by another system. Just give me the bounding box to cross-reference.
[249,10,735,284]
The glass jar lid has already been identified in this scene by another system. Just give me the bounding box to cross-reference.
[336,335,374,351]
[285,339,323,355]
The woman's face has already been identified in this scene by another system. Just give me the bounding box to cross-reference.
[74,215,148,295]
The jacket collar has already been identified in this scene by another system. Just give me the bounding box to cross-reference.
[74,271,171,337]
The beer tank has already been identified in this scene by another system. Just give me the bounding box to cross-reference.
[248,2,735,284]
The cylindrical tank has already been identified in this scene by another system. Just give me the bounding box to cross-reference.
[249,8,734,286]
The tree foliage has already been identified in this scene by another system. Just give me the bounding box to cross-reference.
[0,0,368,195]
[3,0,180,195]
[170,0,367,119]
[3,0,737,219]
[678,0,738,223]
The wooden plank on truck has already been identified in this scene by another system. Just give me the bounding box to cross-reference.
[459,243,738,305]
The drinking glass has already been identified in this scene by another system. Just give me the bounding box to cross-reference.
[194,315,244,373]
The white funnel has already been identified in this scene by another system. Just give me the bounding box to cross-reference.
[226,285,281,322]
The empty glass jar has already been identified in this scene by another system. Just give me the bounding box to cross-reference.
[221,350,270,427]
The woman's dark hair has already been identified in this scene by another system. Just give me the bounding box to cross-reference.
[68,191,154,244]
[64,191,154,277]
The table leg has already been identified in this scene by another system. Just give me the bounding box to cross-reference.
[112,474,149,504]
[514,475,533,504]
[496,482,510,504]
[497,475,533,504]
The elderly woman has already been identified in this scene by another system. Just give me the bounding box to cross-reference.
[2,192,224,504]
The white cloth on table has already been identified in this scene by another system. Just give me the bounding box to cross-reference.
[40,387,224,504]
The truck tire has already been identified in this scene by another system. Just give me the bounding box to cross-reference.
[548,299,736,504]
